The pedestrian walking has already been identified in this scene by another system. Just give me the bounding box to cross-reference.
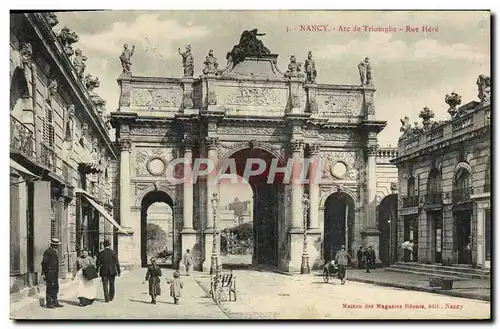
[182,249,194,276]
[369,246,376,268]
[41,238,64,308]
[167,270,184,305]
[356,246,364,269]
[334,245,351,285]
[96,239,121,303]
[143,257,162,304]
[72,249,98,307]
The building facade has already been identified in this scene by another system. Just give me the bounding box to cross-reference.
[111,31,398,272]
[9,12,123,299]
[392,77,491,269]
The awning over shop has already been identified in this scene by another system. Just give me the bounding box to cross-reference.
[10,159,40,178]
[78,192,129,235]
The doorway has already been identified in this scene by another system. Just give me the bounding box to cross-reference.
[431,212,443,264]
[455,210,472,264]
[403,216,418,262]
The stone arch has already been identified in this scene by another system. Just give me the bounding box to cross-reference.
[377,193,398,266]
[454,161,472,183]
[323,191,356,259]
[135,183,177,208]
[319,185,358,209]
[218,141,286,169]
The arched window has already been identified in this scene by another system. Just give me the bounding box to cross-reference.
[407,176,416,197]
[427,169,442,194]
[453,165,472,203]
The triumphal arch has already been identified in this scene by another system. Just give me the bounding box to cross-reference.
[111,30,390,272]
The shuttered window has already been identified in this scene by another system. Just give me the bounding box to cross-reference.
[42,104,55,148]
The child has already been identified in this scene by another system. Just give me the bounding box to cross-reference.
[143,257,162,304]
[167,270,183,305]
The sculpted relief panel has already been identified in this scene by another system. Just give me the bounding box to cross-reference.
[131,87,183,109]
[135,147,174,177]
[321,151,362,180]
[219,86,286,109]
[316,92,363,116]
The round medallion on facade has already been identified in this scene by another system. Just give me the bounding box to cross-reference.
[147,157,166,176]
[330,161,348,179]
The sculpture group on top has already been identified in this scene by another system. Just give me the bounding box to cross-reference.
[304,51,317,84]
[284,55,303,78]
[226,29,271,66]
[399,106,441,140]
[202,49,218,76]
[476,74,491,104]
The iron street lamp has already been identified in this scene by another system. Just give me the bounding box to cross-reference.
[210,192,219,275]
[301,193,310,274]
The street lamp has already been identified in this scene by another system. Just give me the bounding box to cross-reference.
[210,192,219,275]
[301,193,310,274]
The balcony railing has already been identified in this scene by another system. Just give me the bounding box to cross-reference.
[402,196,419,207]
[10,115,35,159]
[40,143,56,172]
[452,187,474,203]
[425,192,443,205]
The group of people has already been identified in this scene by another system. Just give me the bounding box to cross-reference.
[356,246,377,273]
[41,238,120,308]
[41,239,195,308]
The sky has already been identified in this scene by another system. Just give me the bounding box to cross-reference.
[54,10,490,146]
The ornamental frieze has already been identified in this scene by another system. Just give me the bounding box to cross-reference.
[217,126,281,135]
[321,151,362,180]
[130,126,171,136]
[316,92,363,116]
[319,132,355,141]
[131,88,182,108]
[224,87,281,107]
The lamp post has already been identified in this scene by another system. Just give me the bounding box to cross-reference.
[210,192,219,275]
[301,193,310,274]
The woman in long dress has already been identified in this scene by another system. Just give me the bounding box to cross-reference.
[72,249,97,307]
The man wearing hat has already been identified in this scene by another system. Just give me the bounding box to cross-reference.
[96,239,121,302]
[41,238,64,308]
[334,245,352,285]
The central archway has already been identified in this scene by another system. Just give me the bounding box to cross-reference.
[140,190,174,267]
[219,147,285,268]
[323,192,355,261]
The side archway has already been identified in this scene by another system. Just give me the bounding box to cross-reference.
[378,194,398,266]
[323,192,356,261]
[140,189,175,267]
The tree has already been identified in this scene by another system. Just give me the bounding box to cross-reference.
[146,223,168,256]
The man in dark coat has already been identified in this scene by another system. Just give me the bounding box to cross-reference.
[41,238,63,308]
[96,239,121,302]
[364,246,372,273]
[356,246,364,269]
[369,246,377,269]
[334,245,352,285]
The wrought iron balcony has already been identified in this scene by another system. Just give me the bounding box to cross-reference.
[10,115,35,159]
[402,196,419,207]
[452,186,474,203]
[425,192,443,205]
[40,143,56,172]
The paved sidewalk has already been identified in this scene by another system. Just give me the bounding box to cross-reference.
[329,268,491,302]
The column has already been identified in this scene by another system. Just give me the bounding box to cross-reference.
[203,137,219,272]
[117,137,135,267]
[363,144,381,262]
[308,143,320,229]
[33,181,51,281]
[181,137,197,269]
[289,139,305,272]
[291,139,304,229]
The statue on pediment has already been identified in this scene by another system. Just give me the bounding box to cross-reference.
[226,28,271,66]
[58,26,79,57]
[358,57,373,86]
[202,49,218,76]
[304,51,317,83]
[178,45,194,77]
[119,44,135,75]
[399,116,411,136]
[476,74,491,104]
[284,55,303,78]
[73,48,87,79]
